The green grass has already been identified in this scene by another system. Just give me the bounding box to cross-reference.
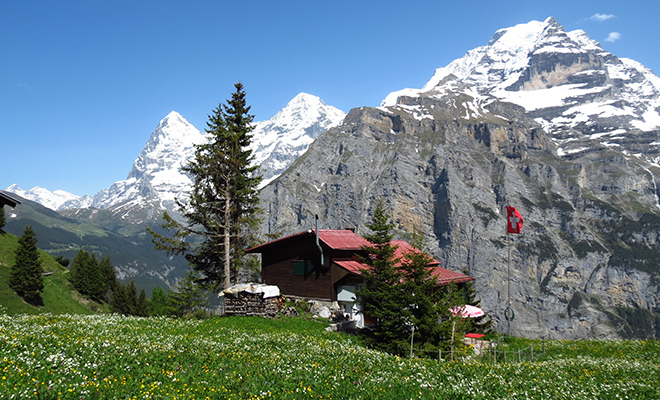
[0,314,658,399]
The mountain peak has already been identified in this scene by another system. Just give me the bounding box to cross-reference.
[155,111,196,135]
[250,93,346,187]
[383,17,660,136]
[290,92,322,103]
[4,185,90,210]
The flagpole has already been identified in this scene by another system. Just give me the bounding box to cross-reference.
[507,229,511,337]
[505,206,522,338]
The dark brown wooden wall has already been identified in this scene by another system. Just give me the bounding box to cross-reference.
[261,236,333,300]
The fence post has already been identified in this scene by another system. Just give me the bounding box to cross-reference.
[530,344,534,361]
[503,350,507,363]
[518,349,521,363]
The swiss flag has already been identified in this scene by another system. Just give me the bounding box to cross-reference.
[507,206,523,234]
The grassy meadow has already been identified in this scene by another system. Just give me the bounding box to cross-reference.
[1,314,658,399]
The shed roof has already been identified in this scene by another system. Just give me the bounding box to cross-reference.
[0,191,20,208]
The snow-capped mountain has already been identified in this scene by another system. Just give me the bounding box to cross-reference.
[90,111,206,215]
[4,184,92,211]
[6,93,345,216]
[383,17,660,162]
[251,93,346,187]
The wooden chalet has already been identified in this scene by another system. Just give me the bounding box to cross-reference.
[245,229,474,326]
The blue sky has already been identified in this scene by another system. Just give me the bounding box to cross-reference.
[2,0,658,196]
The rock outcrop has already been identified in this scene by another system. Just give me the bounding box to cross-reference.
[259,18,660,339]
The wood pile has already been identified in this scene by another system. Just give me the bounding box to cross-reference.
[223,290,279,318]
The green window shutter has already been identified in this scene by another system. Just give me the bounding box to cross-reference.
[293,260,313,276]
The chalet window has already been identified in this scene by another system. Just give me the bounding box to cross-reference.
[293,260,313,276]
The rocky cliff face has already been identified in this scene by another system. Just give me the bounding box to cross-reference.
[259,18,660,339]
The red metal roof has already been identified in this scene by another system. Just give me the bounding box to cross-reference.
[318,230,371,250]
[246,229,474,286]
[430,267,474,285]
[335,258,472,286]
[334,259,365,275]
[391,240,441,266]
[245,229,370,253]
[333,240,473,286]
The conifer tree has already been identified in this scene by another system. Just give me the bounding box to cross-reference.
[356,201,410,356]
[136,289,149,317]
[99,256,119,301]
[110,283,129,314]
[400,234,442,351]
[9,226,44,302]
[149,287,176,316]
[437,281,471,354]
[171,269,208,317]
[69,250,106,300]
[125,280,138,316]
[148,82,262,291]
[0,206,6,229]
[69,249,89,295]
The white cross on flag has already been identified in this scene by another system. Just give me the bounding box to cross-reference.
[507,206,523,234]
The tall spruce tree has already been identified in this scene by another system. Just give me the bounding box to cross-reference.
[356,201,410,356]
[0,206,6,229]
[148,82,262,291]
[400,234,443,352]
[9,226,44,302]
[99,256,119,301]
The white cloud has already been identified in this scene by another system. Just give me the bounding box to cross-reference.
[605,32,622,42]
[16,83,33,92]
[590,13,615,22]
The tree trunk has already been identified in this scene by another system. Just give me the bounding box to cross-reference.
[224,192,231,289]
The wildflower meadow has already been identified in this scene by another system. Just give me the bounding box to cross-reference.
[0,313,658,399]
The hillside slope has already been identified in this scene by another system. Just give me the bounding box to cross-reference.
[1,192,189,292]
[0,229,97,315]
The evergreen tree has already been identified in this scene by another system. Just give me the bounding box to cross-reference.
[149,287,176,316]
[69,249,90,295]
[125,280,138,316]
[171,269,208,317]
[136,289,149,317]
[110,283,129,315]
[9,226,44,302]
[400,234,442,351]
[356,201,410,356]
[99,256,119,301]
[148,82,262,291]
[0,206,6,229]
[109,280,141,316]
[437,281,470,354]
[69,250,106,300]
[54,256,69,267]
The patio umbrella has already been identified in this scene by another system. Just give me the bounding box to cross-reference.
[450,304,485,318]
